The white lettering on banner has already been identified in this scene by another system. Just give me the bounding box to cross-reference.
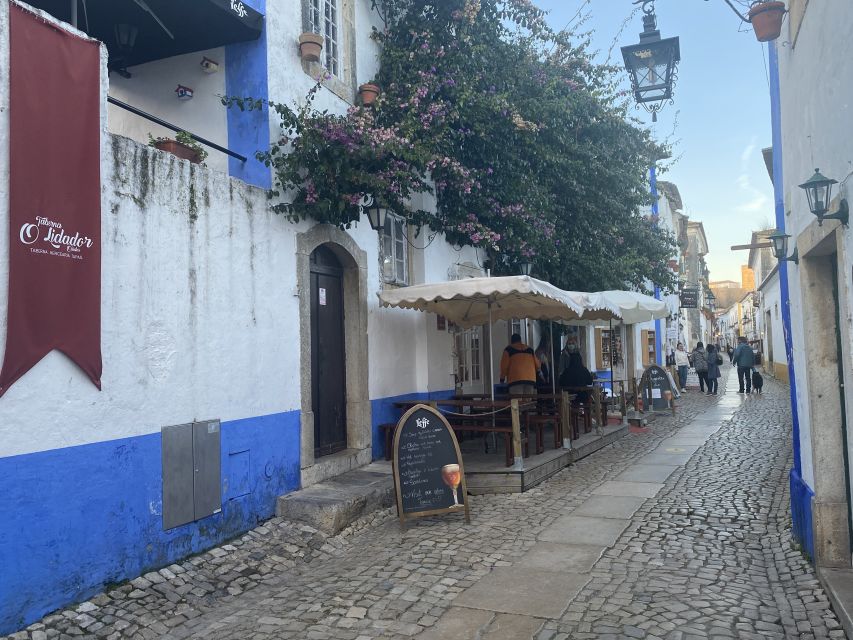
[231,0,247,18]
[17,215,94,260]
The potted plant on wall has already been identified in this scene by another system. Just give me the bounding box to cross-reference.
[148,131,208,164]
[358,83,381,106]
[748,1,786,42]
[299,32,324,62]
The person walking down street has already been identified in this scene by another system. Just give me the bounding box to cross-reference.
[731,335,756,393]
[674,342,690,392]
[706,344,721,395]
[692,342,709,393]
[500,333,541,396]
[727,345,734,363]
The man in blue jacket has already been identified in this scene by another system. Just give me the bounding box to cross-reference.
[731,336,756,393]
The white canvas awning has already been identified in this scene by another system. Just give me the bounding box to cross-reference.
[377,275,587,328]
[581,290,669,325]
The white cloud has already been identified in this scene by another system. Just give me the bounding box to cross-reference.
[735,137,770,213]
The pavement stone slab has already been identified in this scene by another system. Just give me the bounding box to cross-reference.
[592,481,665,499]
[615,464,680,484]
[415,607,544,639]
[518,542,606,574]
[453,567,589,619]
[636,452,695,466]
[572,495,647,519]
[538,515,630,546]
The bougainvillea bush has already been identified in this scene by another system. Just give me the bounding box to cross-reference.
[229,0,677,292]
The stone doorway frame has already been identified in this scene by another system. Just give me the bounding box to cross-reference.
[297,225,371,488]
[797,218,853,567]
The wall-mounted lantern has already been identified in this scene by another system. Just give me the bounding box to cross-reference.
[768,229,799,265]
[798,168,849,227]
[364,197,388,232]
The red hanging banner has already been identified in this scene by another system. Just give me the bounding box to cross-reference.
[0,5,102,396]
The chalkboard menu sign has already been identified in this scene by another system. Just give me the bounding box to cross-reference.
[640,364,675,413]
[680,288,699,308]
[392,404,470,527]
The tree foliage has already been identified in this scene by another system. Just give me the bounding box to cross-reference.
[232,0,678,292]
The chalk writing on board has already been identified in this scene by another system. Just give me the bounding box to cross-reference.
[393,405,469,524]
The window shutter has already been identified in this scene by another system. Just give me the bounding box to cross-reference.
[641,330,649,366]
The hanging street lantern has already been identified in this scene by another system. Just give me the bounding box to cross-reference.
[767,229,799,265]
[621,0,681,123]
[798,168,850,227]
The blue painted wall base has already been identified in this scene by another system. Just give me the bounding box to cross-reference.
[790,468,815,560]
[0,410,300,634]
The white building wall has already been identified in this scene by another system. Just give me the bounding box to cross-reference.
[777,1,853,494]
[759,272,785,375]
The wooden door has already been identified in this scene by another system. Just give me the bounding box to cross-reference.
[310,246,347,457]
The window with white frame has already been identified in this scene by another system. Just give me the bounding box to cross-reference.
[309,0,340,77]
[382,213,408,286]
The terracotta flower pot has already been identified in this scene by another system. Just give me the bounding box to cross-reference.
[749,1,786,42]
[299,32,324,62]
[359,83,381,106]
[153,139,202,164]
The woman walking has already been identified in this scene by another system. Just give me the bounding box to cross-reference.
[706,344,721,395]
[674,342,690,392]
[692,341,709,393]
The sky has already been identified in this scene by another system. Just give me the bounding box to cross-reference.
[534,0,776,283]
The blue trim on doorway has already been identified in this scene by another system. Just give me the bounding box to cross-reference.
[371,390,456,460]
[224,0,270,189]
[769,41,809,552]
[0,410,300,635]
[790,468,815,559]
[650,165,663,364]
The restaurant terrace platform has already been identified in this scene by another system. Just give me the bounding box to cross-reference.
[461,423,628,494]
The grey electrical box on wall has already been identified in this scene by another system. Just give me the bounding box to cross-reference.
[161,420,222,530]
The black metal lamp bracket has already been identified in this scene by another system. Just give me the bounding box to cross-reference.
[822,199,850,228]
[783,247,800,265]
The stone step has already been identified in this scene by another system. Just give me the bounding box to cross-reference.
[276,463,394,535]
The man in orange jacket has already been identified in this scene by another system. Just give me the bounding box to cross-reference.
[500,333,541,396]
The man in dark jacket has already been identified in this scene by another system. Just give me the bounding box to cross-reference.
[731,336,756,393]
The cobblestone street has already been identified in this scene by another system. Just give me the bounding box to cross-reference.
[5,367,845,640]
